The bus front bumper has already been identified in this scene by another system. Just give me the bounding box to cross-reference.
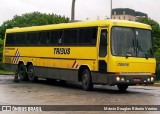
[93,73,155,86]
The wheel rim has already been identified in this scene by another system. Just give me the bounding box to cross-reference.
[19,67,25,78]
[28,66,34,79]
[83,73,88,86]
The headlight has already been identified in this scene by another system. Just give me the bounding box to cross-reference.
[151,77,154,81]
[147,78,151,82]
[121,77,125,81]
[116,77,120,81]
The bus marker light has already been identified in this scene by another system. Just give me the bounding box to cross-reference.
[151,73,155,76]
[113,22,118,25]
[116,72,120,76]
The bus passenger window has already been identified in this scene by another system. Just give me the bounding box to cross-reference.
[39,31,49,45]
[50,30,63,45]
[6,33,15,46]
[79,27,97,45]
[64,29,78,45]
[14,33,26,45]
[99,30,107,57]
[27,32,39,45]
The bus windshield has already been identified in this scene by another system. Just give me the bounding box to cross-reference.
[111,27,153,58]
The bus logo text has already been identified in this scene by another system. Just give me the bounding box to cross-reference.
[54,48,70,55]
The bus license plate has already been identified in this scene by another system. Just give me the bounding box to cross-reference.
[134,78,141,82]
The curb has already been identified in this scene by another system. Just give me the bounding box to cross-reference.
[0,74,14,75]
[144,83,160,87]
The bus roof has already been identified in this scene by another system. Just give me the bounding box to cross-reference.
[6,19,151,33]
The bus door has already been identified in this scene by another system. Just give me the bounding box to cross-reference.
[98,28,108,82]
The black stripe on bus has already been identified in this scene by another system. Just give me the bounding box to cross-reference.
[2,63,98,72]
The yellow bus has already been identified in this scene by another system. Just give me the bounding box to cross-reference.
[2,20,156,91]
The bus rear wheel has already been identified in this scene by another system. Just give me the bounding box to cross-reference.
[82,69,93,91]
[27,65,37,82]
[46,78,57,83]
[18,63,28,81]
[117,84,128,92]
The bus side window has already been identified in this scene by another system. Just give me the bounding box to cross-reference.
[50,30,63,45]
[6,33,15,46]
[63,29,78,45]
[39,31,49,45]
[79,27,97,45]
[14,33,26,45]
[50,31,55,44]
[27,32,39,45]
[99,29,107,57]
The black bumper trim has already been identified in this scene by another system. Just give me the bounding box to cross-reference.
[93,73,155,86]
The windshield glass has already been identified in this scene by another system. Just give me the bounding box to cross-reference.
[111,27,153,58]
[135,29,153,58]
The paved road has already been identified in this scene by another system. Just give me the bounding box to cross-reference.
[0,75,160,114]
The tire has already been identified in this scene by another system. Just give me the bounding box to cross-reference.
[46,78,57,83]
[27,64,38,82]
[18,63,28,81]
[82,69,93,91]
[117,85,128,92]
[59,80,66,85]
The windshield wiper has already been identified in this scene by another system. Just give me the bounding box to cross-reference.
[126,53,132,58]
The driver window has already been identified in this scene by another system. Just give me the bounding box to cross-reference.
[99,29,107,57]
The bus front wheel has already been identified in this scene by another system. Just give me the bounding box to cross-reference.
[117,84,128,92]
[27,65,37,82]
[18,63,28,81]
[82,69,93,91]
